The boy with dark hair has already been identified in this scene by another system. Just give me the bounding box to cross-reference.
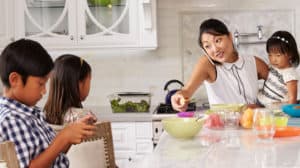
[0,39,95,168]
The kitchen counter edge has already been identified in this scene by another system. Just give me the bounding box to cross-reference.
[87,106,153,122]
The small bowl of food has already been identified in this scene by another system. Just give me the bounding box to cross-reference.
[274,113,289,127]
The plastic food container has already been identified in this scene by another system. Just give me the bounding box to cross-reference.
[223,111,241,129]
[282,104,300,117]
[204,110,241,130]
[274,113,289,127]
[108,92,151,113]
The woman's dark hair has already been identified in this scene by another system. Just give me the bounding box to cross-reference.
[198,18,230,48]
[44,54,92,125]
[0,39,54,87]
[267,30,300,67]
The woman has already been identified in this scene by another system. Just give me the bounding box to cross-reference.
[171,18,269,111]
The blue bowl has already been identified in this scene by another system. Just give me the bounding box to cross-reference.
[282,104,300,117]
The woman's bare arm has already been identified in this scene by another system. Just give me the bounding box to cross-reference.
[255,56,269,80]
[183,56,215,96]
[286,80,298,104]
[171,56,214,111]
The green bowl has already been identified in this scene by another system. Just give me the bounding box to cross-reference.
[162,116,207,139]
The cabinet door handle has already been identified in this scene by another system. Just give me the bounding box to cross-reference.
[80,35,84,40]
[70,35,74,40]
[128,157,132,161]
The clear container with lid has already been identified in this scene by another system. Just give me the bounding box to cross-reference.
[108,92,151,112]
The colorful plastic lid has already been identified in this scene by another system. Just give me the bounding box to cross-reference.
[282,104,300,117]
[177,112,195,118]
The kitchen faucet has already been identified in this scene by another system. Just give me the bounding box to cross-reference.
[234,25,265,48]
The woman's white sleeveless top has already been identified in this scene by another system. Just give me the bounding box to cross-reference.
[204,56,258,104]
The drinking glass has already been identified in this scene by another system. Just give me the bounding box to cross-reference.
[64,107,97,124]
[253,108,275,142]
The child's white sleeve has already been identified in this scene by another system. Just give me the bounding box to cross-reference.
[283,68,299,83]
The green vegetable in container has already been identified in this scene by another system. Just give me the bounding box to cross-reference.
[110,98,150,112]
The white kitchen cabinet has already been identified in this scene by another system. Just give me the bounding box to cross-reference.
[0,0,14,49]
[111,122,153,168]
[14,0,157,49]
[14,0,76,48]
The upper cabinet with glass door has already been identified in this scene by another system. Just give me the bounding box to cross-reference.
[14,0,157,49]
[0,0,15,49]
[15,0,76,48]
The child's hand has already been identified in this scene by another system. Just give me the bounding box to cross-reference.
[60,122,96,144]
[77,112,97,125]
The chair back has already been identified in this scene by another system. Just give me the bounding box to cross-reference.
[50,121,117,168]
[0,141,20,168]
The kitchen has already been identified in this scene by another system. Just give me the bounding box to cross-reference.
[1,0,300,168]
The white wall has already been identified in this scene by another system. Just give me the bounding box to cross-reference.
[37,0,300,108]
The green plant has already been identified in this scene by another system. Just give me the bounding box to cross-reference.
[89,0,121,6]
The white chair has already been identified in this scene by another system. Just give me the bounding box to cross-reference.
[0,141,20,168]
[50,121,117,168]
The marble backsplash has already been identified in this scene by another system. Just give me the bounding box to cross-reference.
[181,9,295,101]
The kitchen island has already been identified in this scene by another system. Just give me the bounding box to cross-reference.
[133,128,300,168]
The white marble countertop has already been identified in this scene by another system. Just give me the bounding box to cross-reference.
[134,128,300,168]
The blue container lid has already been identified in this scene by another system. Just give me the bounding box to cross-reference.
[282,104,300,117]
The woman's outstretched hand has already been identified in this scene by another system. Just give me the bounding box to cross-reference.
[171,91,189,112]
